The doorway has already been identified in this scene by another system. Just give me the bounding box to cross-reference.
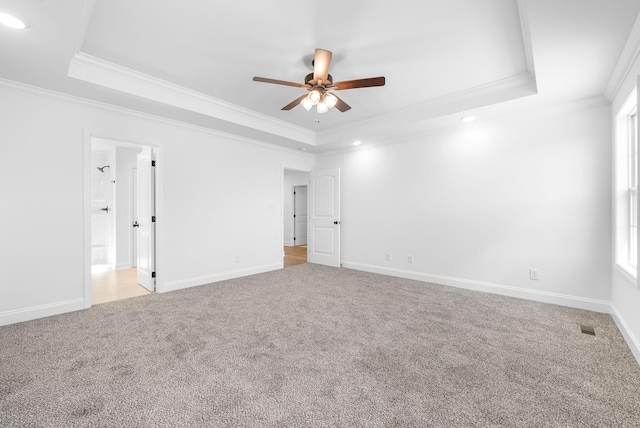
[293,185,307,246]
[283,169,310,267]
[282,167,342,268]
[284,245,307,267]
[88,137,157,305]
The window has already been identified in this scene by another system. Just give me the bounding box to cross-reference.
[629,110,637,269]
[615,88,638,281]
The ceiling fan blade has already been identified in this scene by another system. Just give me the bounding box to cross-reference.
[333,94,351,112]
[313,49,333,84]
[281,94,309,111]
[332,76,386,90]
[253,76,308,89]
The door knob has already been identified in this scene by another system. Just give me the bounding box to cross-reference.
[100,206,109,213]
[132,221,139,228]
[333,221,340,225]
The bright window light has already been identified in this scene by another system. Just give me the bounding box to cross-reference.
[614,87,638,282]
[628,110,637,268]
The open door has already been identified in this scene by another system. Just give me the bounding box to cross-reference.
[136,147,155,291]
[308,168,340,267]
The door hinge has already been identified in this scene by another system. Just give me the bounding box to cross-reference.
[152,216,156,222]
[152,160,156,167]
[152,272,156,278]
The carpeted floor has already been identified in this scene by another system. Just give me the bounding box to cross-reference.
[1,264,639,427]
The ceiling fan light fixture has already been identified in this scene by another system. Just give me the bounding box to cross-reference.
[300,96,313,111]
[308,90,321,105]
[324,93,337,109]
[316,101,329,114]
[253,48,384,114]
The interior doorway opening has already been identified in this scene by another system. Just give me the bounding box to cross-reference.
[293,185,308,246]
[89,137,157,304]
[283,169,310,267]
[284,245,307,267]
[92,267,149,304]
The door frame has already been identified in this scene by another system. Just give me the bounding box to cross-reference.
[281,167,311,266]
[83,130,163,308]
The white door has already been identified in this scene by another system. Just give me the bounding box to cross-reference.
[308,168,340,267]
[131,168,138,267]
[293,185,308,246]
[136,147,155,291]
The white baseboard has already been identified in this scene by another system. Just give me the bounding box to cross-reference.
[609,303,640,365]
[115,262,133,270]
[160,262,282,293]
[0,298,85,327]
[342,261,612,314]
[284,240,293,246]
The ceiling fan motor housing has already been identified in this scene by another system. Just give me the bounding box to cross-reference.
[305,73,333,87]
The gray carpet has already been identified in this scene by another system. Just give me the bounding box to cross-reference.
[1,264,640,427]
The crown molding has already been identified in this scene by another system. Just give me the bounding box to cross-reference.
[68,52,316,146]
[316,71,537,146]
[0,77,314,157]
[72,0,96,54]
[315,1,538,147]
[315,95,609,157]
[605,11,640,101]
[517,0,536,79]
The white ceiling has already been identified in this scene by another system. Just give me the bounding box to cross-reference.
[1,0,639,153]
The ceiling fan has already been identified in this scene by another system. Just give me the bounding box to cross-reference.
[253,48,385,113]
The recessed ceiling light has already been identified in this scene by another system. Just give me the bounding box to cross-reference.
[352,141,362,146]
[461,116,476,123]
[0,12,27,29]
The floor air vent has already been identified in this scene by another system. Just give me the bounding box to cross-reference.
[580,325,596,336]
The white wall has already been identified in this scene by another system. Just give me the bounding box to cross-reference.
[115,146,142,269]
[283,170,310,246]
[90,147,116,265]
[0,77,633,364]
[316,103,612,311]
[0,84,313,325]
[611,53,640,361]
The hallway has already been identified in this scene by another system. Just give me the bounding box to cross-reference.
[284,245,307,267]
[92,268,151,305]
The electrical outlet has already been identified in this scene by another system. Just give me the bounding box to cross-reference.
[408,255,414,263]
[530,268,540,280]
[385,252,392,261]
